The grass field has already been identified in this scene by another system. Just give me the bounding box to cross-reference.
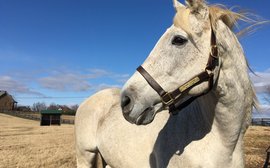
[0,113,76,168]
[244,126,270,168]
[0,113,269,168]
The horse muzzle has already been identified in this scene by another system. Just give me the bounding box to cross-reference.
[121,93,157,125]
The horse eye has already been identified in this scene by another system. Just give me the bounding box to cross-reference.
[172,35,187,46]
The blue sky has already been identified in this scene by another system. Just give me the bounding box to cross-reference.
[0,0,270,113]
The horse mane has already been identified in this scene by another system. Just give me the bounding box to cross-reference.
[208,4,267,38]
[209,5,263,109]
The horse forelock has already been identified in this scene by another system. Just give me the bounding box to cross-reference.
[173,7,192,36]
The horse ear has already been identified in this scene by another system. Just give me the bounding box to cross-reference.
[185,0,208,19]
[173,0,185,11]
[185,0,209,34]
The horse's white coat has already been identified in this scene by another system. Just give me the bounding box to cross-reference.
[75,0,256,167]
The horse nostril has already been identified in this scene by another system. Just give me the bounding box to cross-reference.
[121,95,133,114]
[121,96,130,107]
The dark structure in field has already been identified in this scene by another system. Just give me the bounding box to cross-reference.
[40,110,62,126]
[0,91,17,112]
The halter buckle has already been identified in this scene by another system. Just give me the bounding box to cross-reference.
[161,92,174,106]
[210,45,218,58]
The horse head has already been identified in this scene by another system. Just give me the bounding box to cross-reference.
[120,0,222,125]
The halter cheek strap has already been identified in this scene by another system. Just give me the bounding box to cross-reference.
[136,28,219,115]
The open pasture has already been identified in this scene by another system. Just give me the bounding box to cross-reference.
[0,113,269,168]
[0,113,76,168]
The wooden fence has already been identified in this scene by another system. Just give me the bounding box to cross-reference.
[1,110,268,127]
[0,111,74,125]
[251,118,270,126]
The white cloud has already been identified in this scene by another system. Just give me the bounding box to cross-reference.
[0,76,43,96]
[1,67,129,95]
[86,69,111,78]
[250,69,270,94]
[37,68,129,92]
[94,83,122,92]
[86,68,130,83]
[38,73,91,92]
[113,74,130,84]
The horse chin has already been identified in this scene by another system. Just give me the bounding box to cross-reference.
[135,102,163,125]
[135,108,155,125]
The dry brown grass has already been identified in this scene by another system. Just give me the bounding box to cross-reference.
[12,111,75,121]
[0,113,269,168]
[0,113,76,168]
[244,126,270,168]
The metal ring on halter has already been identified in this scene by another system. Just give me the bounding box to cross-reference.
[210,45,218,58]
[161,92,175,106]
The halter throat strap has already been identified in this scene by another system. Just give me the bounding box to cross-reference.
[137,28,218,115]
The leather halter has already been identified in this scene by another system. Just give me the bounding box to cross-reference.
[137,27,219,115]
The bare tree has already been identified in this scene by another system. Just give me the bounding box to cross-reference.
[32,102,47,112]
[70,104,79,111]
[47,103,59,110]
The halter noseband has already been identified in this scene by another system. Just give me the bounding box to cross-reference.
[137,28,219,115]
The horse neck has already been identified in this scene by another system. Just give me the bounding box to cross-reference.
[209,21,254,148]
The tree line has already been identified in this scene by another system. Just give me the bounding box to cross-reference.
[28,102,79,115]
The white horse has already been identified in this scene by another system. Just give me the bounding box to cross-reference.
[75,0,258,167]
